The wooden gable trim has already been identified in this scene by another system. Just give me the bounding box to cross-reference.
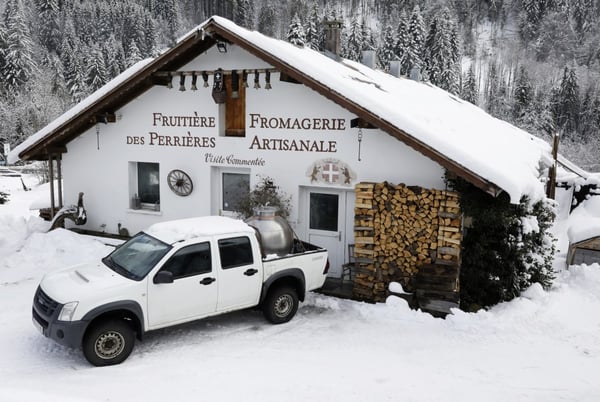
[18,33,216,161]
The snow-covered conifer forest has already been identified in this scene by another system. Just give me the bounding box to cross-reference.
[0,0,599,171]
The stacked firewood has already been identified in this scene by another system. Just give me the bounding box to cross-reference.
[352,182,462,302]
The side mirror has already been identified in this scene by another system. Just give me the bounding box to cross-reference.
[153,271,174,284]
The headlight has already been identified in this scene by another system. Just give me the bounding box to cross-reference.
[58,301,79,321]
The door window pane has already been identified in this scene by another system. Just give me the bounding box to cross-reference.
[160,242,212,279]
[218,236,254,269]
[310,193,338,231]
[222,173,249,212]
[138,162,160,204]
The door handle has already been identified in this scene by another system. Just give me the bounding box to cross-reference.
[338,231,342,241]
[200,277,216,285]
[244,268,258,276]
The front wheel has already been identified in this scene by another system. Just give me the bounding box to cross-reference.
[262,286,299,324]
[83,319,135,366]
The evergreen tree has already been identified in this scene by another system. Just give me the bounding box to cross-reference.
[361,18,376,51]
[394,10,410,76]
[519,0,543,43]
[35,0,61,53]
[258,2,276,37]
[405,5,425,77]
[234,0,255,29]
[461,64,478,104]
[1,0,36,92]
[378,23,396,71]
[578,86,598,141]
[86,44,107,91]
[551,66,580,138]
[304,2,321,51]
[424,9,459,93]
[343,15,363,61]
[102,36,126,79]
[287,14,306,46]
[126,40,143,67]
[513,66,534,121]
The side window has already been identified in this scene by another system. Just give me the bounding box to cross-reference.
[129,161,160,211]
[218,236,253,269]
[160,242,211,279]
[222,172,250,213]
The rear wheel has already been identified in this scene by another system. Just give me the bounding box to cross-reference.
[83,319,135,366]
[262,286,299,324]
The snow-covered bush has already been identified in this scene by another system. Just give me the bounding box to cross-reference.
[448,177,556,310]
[0,191,8,204]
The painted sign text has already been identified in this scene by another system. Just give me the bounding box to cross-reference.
[249,113,346,131]
[249,135,337,153]
[205,153,266,166]
[152,112,216,128]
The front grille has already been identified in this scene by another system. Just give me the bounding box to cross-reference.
[34,286,59,316]
[32,308,48,330]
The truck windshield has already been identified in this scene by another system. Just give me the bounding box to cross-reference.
[103,233,171,281]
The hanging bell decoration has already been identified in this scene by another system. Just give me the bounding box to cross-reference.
[254,70,260,89]
[211,68,227,104]
[231,70,239,99]
[265,70,272,90]
[179,73,186,91]
[166,73,173,89]
[242,70,248,88]
[202,71,209,88]
[190,72,198,91]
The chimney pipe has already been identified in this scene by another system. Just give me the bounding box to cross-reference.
[324,18,343,59]
[361,50,376,69]
[389,60,401,77]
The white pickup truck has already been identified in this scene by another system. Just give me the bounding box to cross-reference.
[32,216,329,366]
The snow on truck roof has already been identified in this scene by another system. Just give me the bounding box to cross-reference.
[145,216,254,244]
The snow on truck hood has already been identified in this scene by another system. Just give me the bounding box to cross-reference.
[146,216,255,244]
[40,262,132,304]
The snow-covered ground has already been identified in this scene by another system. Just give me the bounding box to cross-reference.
[1,174,600,401]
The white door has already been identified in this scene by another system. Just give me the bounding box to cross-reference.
[216,235,262,311]
[304,189,349,278]
[147,242,217,328]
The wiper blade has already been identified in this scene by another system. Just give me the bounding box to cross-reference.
[102,256,135,279]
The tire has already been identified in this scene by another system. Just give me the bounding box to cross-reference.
[83,319,135,366]
[262,286,299,324]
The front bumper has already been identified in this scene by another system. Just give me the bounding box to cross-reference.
[32,287,88,348]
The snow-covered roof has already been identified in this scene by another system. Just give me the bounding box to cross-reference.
[567,196,600,244]
[146,216,254,244]
[9,16,566,203]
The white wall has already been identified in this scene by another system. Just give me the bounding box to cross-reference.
[62,44,444,238]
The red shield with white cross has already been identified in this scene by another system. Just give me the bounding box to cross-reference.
[322,162,339,184]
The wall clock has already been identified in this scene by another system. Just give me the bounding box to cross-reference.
[167,169,193,196]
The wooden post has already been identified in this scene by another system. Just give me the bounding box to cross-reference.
[48,154,55,219]
[546,132,559,199]
[56,154,63,208]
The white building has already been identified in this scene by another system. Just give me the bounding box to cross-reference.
[10,17,557,277]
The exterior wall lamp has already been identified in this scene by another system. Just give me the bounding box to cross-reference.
[216,42,227,53]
